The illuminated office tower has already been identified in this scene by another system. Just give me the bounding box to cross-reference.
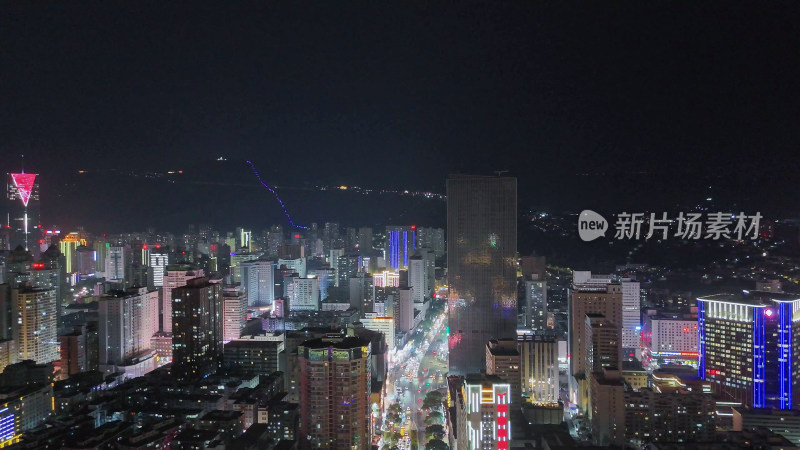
[35,245,68,320]
[697,292,800,409]
[456,374,512,450]
[408,255,425,303]
[13,286,58,364]
[171,277,222,382]
[241,259,275,307]
[286,276,319,311]
[97,287,159,374]
[277,256,306,278]
[417,227,445,258]
[104,245,127,282]
[523,275,547,332]
[161,264,204,333]
[93,240,108,273]
[518,333,559,404]
[329,248,344,286]
[447,174,517,375]
[360,313,395,351]
[298,335,371,450]
[385,225,416,270]
[148,247,168,288]
[621,279,641,355]
[222,287,247,342]
[58,232,84,274]
[230,251,258,284]
[309,267,334,302]
[5,172,40,253]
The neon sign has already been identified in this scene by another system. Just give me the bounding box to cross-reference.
[11,173,36,207]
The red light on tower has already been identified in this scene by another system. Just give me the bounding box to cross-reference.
[142,244,148,249]
[156,244,161,249]
[411,224,416,230]
[294,234,300,238]
[31,262,44,270]
[10,173,37,207]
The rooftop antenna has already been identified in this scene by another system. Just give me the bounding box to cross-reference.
[20,154,24,174]
[494,170,508,177]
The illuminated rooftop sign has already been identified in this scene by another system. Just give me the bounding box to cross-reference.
[11,173,37,207]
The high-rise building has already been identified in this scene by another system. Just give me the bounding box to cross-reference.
[298,335,372,450]
[277,257,306,278]
[230,251,258,284]
[13,286,58,364]
[329,248,344,287]
[5,172,40,253]
[97,287,159,374]
[36,245,68,322]
[286,276,319,311]
[397,287,413,333]
[222,333,284,376]
[357,227,373,253]
[360,313,395,351]
[222,288,247,342]
[408,255,425,303]
[74,245,96,276]
[60,325,88,377]
[148,247,169,288]
[524,275,547,332]
[641,309,698,365]
[447,174,517,375]
[568,278,623,382]
[417,227,445,258]
[585,314,622,374]
[104,245,127,283]
[621,279,641,354]
[171,277,222,382]
[58,233,84,274]
[518,332,559,404]
[161,264,204,333]
[697,292,800,409]
[336,254,359,289]
[455,374,512,450]
[486,339,521,405]
[385,225,417,270]
[241,259,275,307]
[309,267,334,302]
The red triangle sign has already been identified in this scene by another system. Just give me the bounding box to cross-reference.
[11,173,37,207]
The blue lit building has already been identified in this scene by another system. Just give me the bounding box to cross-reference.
[384,225,416,270]
[697,292,800,409]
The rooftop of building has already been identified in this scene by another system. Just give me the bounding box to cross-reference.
[200,409,243,421]
[732,406,800,417]
[699,290,800,305]
[487,339,520,356]
[299,335,371,350]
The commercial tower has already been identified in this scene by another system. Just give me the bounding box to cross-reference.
[171,277,223,382]
[447,174,517,375]
[697,292,800,409]
[240,259,275,307]
[298,336,372,450]
[5,171,40,253]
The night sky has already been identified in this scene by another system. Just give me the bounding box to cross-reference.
[2,2,800,231]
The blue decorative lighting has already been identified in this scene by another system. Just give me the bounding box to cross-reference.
[779,302,792,409]
[698,300,706,379]
[246,160,310,230]
[752,308,766,408]
[403,231,409,267]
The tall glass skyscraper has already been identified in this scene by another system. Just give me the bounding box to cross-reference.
[447,174,517,375]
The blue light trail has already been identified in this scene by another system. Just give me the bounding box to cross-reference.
[246,160,310,230]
